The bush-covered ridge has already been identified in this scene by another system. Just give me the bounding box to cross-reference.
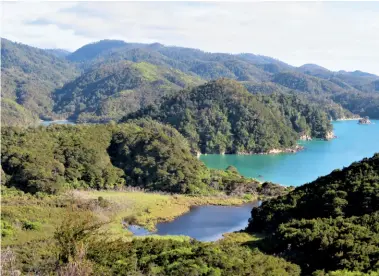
[123,79,333,154]
[86,237,301,275]
[246,153,379,274]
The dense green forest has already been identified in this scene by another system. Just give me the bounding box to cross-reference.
[2,38,379,127]
[124,79,333,154]
[247,154,379,274]
[1,120,287,196]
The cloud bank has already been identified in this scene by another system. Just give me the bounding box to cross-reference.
[2,1,379,74]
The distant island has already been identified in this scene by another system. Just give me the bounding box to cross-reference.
[358,116,372,124]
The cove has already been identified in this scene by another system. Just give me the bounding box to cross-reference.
[40,120,76,126]
[200,120,379,186]
[129,202,260,241]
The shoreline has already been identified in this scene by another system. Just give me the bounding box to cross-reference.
[334,117,361,121]
[197,145,304,157]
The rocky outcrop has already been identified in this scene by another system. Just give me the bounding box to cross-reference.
[324,131,336,140]
[236,145,304,155]
[299,133,312,141]
[358,116,371,125]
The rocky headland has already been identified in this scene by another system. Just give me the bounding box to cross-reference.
[358,117,372,125]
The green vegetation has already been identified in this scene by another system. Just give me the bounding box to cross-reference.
[0,188,249,248]
[86,237,300,276]
[247,154,379,274]
[67,39,129,62]
[124,79,333,154]
[332,92,379,119]
[53,61,203,122]
[243,81,355,120]
[256,92,333,138]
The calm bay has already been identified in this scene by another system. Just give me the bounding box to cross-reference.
[200,120,379,186]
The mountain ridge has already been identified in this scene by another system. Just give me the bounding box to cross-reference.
[2,37,379,127]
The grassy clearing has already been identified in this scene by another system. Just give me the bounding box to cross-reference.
[133,62,160,82]
[1,189,251,247]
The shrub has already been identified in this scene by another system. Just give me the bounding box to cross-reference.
[21,220,41,231]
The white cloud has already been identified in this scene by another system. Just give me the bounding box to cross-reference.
[2,1,379,75]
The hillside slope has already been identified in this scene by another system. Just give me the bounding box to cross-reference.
[53,61,203,122]
[1,38,79,125]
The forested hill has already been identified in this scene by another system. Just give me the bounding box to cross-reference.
[123,79,333,154]
[1,38,79,126]
[2,120,286,196]
[53,61,203,122]
[247,154,379,274]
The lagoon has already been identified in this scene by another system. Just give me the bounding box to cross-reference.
[130,202,260,241]
[200,120,379,186]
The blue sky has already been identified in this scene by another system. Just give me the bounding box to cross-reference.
[2,1,379,75]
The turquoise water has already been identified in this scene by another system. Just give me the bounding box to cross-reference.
[200,120,379,186]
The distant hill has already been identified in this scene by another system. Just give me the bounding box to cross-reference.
[66,39,379,119]
[271,71,353,94]
[44,48,71,58]
[1,38,79,125]
[297,63,332,78]
[53,61,203,122]
[67,39,129,62]
[67,40,277,81]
